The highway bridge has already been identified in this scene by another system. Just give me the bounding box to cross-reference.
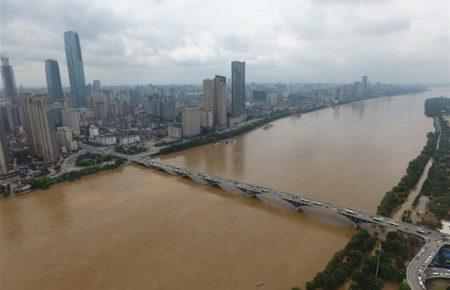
[81,144,449,290]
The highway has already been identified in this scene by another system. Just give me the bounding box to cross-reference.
[81,143,450,290]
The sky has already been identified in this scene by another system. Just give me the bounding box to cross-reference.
[1,0,449,87]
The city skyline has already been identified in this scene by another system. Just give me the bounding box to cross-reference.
[1,0,449,87]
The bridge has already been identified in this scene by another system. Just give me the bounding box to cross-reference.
[81,144,449,290]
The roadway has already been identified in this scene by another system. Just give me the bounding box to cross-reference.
[80,143,450,290]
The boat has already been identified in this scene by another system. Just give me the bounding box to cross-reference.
[213,143,220,146]
[14,184,31,195]
[263,123,273,130]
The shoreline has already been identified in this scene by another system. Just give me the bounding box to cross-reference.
[154,90,426,157]
[2,89,428,197]
[302,94,442,290]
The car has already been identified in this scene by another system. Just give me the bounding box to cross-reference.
[387,221,399,227]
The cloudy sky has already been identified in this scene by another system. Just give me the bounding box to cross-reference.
[1,0,449,87]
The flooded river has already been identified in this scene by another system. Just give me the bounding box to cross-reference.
[1,88,448,290]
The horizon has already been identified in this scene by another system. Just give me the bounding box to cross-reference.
[1,0,449,87]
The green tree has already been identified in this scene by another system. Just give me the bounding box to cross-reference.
[399,282,411,290]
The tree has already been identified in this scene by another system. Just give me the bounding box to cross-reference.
[399,282,411,290]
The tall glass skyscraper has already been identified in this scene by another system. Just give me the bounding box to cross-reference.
[64,31,87,107]
[1,56,18,105]
[231,61,245,118]
[45,59,64,102]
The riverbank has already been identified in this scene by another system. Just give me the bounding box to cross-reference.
[155,91,426,157]
[414,98,450,230]
[2,89,437,290]
[376,130,439,217]
[14,155,125,192]
[299,96,441,290]
[156,110,292,155]
[303,231,418,290]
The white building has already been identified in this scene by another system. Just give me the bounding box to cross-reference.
[182,106,200,137]
[200,109,213,128]
[168,124,183,139]
[94,135,116,146]
[118,135,140,145]
[89,125,99,139]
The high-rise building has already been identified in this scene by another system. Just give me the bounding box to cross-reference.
[362,75,368,92]
[203,79,214,111]
[64,31,87,107]
[149,96,163,118]
[94,99,108,120]
[0,112,11,174]
[19,93,60,164]
[162,99,176,121]
[182,106,200,137]
[0,103,15,133]
[214,75,227,129]
[93,80,101,92]
[45,59,64,102]
[1,56,18,105]
[203,76,227,129]
[199,109,213,129]
[61,108,81,135]
[56,127,77,153]
[231,61,245,118]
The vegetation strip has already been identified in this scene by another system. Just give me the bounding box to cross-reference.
[156,111,291,155]
[302,231,416,290]
[416,97,450,229]
[24,155,124,190]
[295,97,446,290]
[376,131,439,217]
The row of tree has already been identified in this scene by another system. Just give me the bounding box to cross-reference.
[349,232,416,290]
[158,111,291,155]
[76,152,114,167]
[297,98,444,290]
[26,158,124,190]
[304,231,377,290]
[376,131,439,217]
[417,97,450,228]
[115,145,147,155]
[303,231,417,290]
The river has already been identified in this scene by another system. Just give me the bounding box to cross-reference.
[1,88,449,290]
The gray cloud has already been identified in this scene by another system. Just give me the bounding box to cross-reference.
[1,0,448,86]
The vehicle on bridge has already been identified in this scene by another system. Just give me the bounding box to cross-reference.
[372,216,385,222]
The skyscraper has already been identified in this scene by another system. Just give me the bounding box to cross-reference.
[45,59,64,102]
[231,61,245,118]
[203,79,214,111]
[64,31,87,107]
[362,75,368,92]
[0,110,11,174]
[202,76,227,130]
[182,106,200,137]
[1,56,18,105]
[93,80,101,92]
[19,93,60,164]
[162,99,176,121]
[214,75,227,129]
